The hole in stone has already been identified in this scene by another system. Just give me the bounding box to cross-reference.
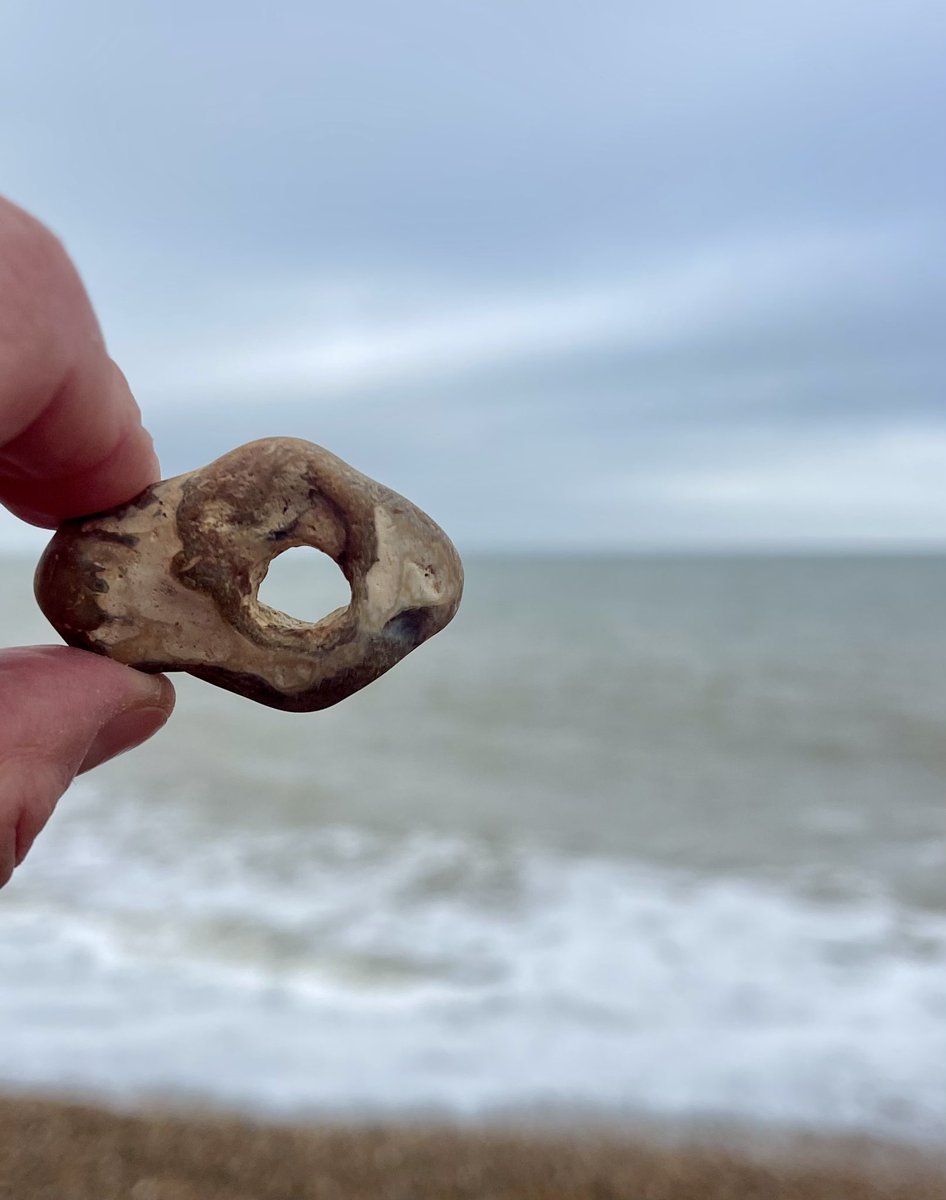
[258,546,350,623]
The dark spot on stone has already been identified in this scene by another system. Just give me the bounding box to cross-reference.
[268,517,300,542]
[94,530,139,548]
[383,607,431,647]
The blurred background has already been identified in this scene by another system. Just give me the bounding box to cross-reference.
[1,0,944,1147]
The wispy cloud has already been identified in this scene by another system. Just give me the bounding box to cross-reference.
[143,223,926,403]
[591,428,946,547]
[1,0,943,550]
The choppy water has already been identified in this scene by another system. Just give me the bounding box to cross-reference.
[1,552,944,1141]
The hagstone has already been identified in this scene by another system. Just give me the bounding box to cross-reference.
[35,438,463,711]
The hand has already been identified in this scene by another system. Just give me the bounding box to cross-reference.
[0,197,175,888]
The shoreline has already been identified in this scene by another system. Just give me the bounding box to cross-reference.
[2,1093,944,1200]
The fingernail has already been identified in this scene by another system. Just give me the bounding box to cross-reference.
[79,705,170,774]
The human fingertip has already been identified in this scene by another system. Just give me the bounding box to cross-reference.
[78,699,172,774]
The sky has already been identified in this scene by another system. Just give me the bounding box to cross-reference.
[1,0,944,552]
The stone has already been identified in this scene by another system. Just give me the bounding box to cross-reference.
[35,438,463,711]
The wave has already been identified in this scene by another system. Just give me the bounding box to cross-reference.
[1,780,944,1140]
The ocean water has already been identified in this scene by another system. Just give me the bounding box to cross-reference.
[0,551,944,1142]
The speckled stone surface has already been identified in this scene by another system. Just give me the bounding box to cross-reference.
[35,438,463,711]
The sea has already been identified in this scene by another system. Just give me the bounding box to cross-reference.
[0,550,944,1144]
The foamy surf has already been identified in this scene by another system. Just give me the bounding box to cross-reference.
[2,777,943,1141]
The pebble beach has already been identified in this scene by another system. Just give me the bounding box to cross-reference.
[3,1097,945,1200]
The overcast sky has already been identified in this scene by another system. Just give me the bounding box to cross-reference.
[2,0,944,552]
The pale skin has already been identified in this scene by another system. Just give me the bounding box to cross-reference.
[0,197,176,887]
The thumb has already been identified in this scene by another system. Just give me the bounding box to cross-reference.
[0,646,175,887]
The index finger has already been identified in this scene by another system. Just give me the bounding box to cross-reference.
[0,197,159,527]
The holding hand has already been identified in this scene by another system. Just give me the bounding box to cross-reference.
[0,197,175,887]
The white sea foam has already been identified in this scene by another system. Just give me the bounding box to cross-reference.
[2,778,944,1140]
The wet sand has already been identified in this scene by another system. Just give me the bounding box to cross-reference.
[1,1096,944,1199]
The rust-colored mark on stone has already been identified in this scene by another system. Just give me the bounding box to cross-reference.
[34,438,464,711]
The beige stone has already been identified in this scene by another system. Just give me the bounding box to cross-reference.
[35,438,463,711]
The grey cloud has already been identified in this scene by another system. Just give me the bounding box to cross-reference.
[5,1,944,271]
[0,0,944,550]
